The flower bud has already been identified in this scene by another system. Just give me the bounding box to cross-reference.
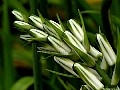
[12,10,28,22]
[43,25,60,39]
[20,35,32,42]
[14,21,34,32]
[50,20,63,32]
[100,57,108,71]
[97,34,116,66]
[54,56,78,77]
[45,19,63,38]
[48,36,71,55]
[73,63,104,90]
[89,45,102,59]
[29,29,48,41]
[68,19,84,42]
[64,31,86,53]
[29,15,43,29]
[63,32,95,67]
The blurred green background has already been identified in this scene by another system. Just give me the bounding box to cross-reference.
[0,0,120,90]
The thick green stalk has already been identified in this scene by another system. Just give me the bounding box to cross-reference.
[0,42,4,90]
[32,43,42,90]
[101,0,113,48]
[95,64,111,87]
[30,0,42,90]
[3,0,15,89]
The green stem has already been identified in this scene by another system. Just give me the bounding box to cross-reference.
[0,42,4,90]
[3,0,15,89]
[30,0,43,90]
[95,64,111,87]
[101,0,113,47]
[32,43,42,90]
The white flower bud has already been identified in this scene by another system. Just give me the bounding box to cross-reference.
[97,34,116,66]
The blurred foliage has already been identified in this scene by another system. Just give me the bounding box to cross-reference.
[0,0,120,90]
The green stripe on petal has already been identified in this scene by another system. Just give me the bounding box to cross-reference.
[73,63,104,90]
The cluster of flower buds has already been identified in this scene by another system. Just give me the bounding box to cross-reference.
[12,9,118,89]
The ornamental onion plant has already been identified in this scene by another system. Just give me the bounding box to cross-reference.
[12,8,120,90]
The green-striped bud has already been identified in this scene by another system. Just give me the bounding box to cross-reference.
[43,25,60,39]
[100,57,108,71]
[12,10,28,22]
[14,21,34,32]
[50,20,64,32]
[73,63,104,90]
[68,19,84,42]
[20,35,32,42]
[97,34,116,66]
[54,56,78,77]
[80,85,91,90]
[89,45,102,59]
[45,19,63,38]
[29,15,43,29]
[63,31,95,67]
[29,29,48,42]
[64,31,86,53]
[48,36,71,55]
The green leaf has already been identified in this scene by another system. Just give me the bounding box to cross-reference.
[37,9,45,23]
[11,76,33,90]
[78,9,90,52]
[56,14,65,31]
[81,10,100,14]
[66,82,77,90]
[45,69,77,78]
[95,64,111,86]
[111,27,120,85]
[57,76,71,90]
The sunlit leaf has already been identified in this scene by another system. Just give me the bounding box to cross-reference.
[78,9,90,52]
[45,69,77,78]
[11,76,33,90]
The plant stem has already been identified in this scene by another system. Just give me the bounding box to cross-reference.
[3,0,15,89]
[0,41,4,90]
[95,64,111,87]
[32,43,42,90]
[30,0,43,90]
